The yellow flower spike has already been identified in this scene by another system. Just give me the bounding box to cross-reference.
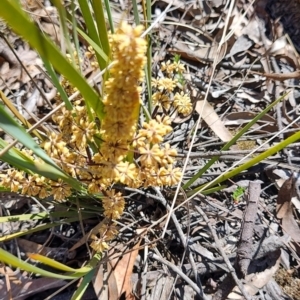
[100,22,147,156]
[166,167,182,186]
[88,179,101,194]
[157,78,177,92]
[90,238,109,253]
[152,92,171,110]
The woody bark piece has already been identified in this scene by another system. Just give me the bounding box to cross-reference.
[236,181,261,278]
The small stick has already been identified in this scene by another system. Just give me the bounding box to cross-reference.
[236,181,260,277]
[249,70,300,81]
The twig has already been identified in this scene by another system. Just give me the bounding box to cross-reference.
[150,253,202,296]
[130,236,286,282]
[249,70,300,81]
[153,187,208,300]
[236,181,260,277]
[177,148,269,158]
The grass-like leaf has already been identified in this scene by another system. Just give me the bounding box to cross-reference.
[42,59,73,110]
[78,0,109,70]
[184,93,288,190]
[91,0,110,70]
[0,247,84,279]
[0,211,93,223]
[28,253,93,274]
[70,253,101,299]
[190,129,300,196]
[0,216,88,242]
[76,26,108,62]
[103,0,114,33]
[71,269,96,300]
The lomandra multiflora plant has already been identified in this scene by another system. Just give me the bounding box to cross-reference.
[0,22,192,252]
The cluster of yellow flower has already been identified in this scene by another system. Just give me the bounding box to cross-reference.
[152,60,193,116]
[0,165,72,201]
[0,22,187,252]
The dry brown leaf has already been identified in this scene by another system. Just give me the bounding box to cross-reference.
[276,176,300,243]
[227,35,254,58]
[17,238,74,261]
[93,264,109,300]
[93,230,145,300]
[0,267,65,300]
[224,111,278,133]
[195,100,233,142]
[106,259,123,300]
[108,241,141,300]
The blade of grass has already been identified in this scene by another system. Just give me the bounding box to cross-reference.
[199,185,227,195]
[132,0,152,120]
[190,129,300,196]
[28,253,93,274]
[146,0,153,114]
[42,59,73,110]
[76,26,108,62]
[0,216,88,242]
[69,1,82,74]
[78,0,100,45]
[78,0,108,71]
[132,0,141,25]
[0,138,38,172]
[183,93,288,190]
[0,248,82,279]
[70,254,101,293]
[71,270,96,300]
[51,0,75,64]
[91,0,110,70]
[103,0,114,33]
[0,137,71,181]
[0,211,93,223]
[0,137,82,187]
[91,0,110,54]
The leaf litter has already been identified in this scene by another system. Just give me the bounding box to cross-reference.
[1,0,300,299]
